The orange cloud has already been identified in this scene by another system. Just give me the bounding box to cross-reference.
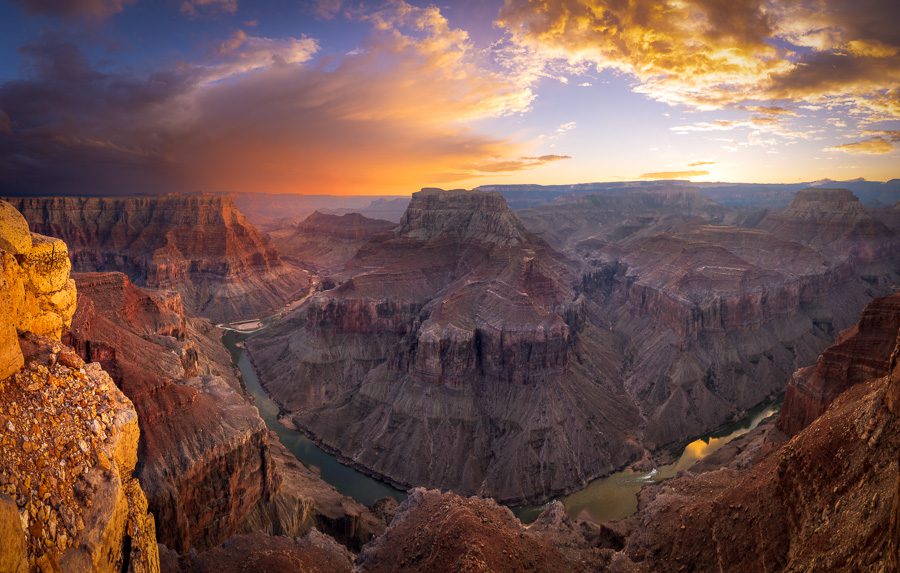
[469,154,571,173]
[640,170,710,179]
[498,0,900,121]
[0,2,537,196]
[826,131,900,154]
[688,160,716,167]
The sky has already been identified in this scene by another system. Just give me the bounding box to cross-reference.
[0,0,898,196]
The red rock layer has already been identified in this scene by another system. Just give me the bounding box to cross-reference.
[7,194,309,322]
[618,296,900,573]
[270,211,395,273]
[249,188,643,504]
[778,292,900,435]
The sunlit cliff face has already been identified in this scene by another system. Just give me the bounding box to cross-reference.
[0,0,897,195]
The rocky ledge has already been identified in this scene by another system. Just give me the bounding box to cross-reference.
[0,199,158,572]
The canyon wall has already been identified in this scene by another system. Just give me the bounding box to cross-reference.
[0,200,159,572]
[617,293,900,572]
[7,194,310,323]
[269,211,395,273]
[64,272,381,553]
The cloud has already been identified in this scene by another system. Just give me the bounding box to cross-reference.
[10,0,132,19]
[181,0,238,17]
[825,130,900,154]
[0,3,536,195]
[312,0,343,19]
[497,0,900,122]
[640,170,709,179]
[688,160,716,167]
[470,154,571,172]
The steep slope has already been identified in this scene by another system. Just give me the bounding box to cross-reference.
[779,293,900,435]
[7,194,310,322]
[248,188,643,504]
[0,200,158,572]
[64,272,381,553]
[269,211,395,272]
[618,294,900,572]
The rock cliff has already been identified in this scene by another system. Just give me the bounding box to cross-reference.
[6,195,310,323]
[778,293,900,436]
[64,272,381,553]
[616,294,900,572]
[524,187,900,448]
[0,200,159,572]
[249,188,643,504]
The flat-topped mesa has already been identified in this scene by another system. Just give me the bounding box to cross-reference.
[297,211,395,241]
[6,194,310,323]
[396,188,529,246]
[758,188,893,254]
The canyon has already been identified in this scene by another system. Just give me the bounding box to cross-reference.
[2,187,897,572]
[5,195,310,323]
[248,185,899,505]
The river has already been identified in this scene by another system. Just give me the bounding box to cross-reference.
[222,326,779,524]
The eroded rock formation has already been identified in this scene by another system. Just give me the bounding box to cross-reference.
[7,194,309,322]
[64,272,381,553]
[249,188,643,504]
[0,200,159,572]
[356,488,627,573]
[779,293,900,435]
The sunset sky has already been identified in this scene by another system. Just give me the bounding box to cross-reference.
[0,0,898,195]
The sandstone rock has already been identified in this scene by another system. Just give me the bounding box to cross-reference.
[617,297,900,572]
[159,529,354,573]
[0,200,31,255]
[269,211,395,273]
[0,201,157,571]
[778,293,900,435]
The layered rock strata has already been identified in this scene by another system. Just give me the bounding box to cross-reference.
[65,272,381,552]
[778,293,900,435]
[525,187,900,447]
[356,488,633,573]
[249,188,643,504]
[0,200,159,572]
[7,194,309,322]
